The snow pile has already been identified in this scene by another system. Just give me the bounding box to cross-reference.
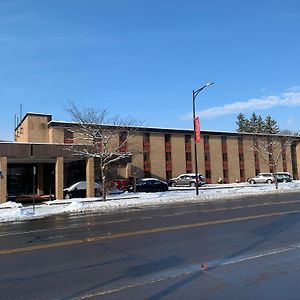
[1,181,300,223]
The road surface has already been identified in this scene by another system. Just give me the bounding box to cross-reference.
[1,192,300,299]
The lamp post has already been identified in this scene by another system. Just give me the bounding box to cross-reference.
[193,82,214,195]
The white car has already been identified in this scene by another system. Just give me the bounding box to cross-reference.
[63,181,102,199]
[169,173,205,187]
[247,173,275,184]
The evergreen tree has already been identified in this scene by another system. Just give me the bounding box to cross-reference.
[264,115,280,134]
[249,112,258,132]
[256,115,264,133]
[236,113,247,132]
[236,113,280,134]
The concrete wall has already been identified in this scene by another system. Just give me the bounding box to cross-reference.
[285,145,293,174]
[296,143,300,179]
[227,137,240,182]
[15,114,50,143]
[55,157,64,200]
[150,133,166,179]
[11,113,300,186]
[243,137,256,179]
[128,134,144,179]
[49,128,64,143]
[197,138,205,176]
[209,136,223,183]
[86,157,95,197]
[171,134,186,177]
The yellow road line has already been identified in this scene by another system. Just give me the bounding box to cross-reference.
[1,209,300,256]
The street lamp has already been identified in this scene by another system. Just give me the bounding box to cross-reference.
[193,82,214,195]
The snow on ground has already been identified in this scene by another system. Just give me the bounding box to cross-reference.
[1,181,300,223]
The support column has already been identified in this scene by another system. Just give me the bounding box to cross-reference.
[125,163,130,178]
[55,157,64,200]
[37,163,44,196]
[86,157,95,198]
[296,143,300,180]
[0,157,7,203]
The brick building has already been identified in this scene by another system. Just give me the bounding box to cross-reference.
[0,112,300,203]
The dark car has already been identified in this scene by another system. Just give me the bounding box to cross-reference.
[63,181,102,199]
[129,178,169,193]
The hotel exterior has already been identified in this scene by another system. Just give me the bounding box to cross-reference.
[0,112,300,203]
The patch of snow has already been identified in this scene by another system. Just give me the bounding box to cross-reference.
[1,181,300,223]
[0,201,22,209]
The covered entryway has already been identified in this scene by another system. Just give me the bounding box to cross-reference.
[0,143,95,203]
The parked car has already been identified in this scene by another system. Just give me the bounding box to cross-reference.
[63,181,102,199]
[168,173,205,187]
[247,173,275,184]
[128,178,168,193]
[275,172,292,183]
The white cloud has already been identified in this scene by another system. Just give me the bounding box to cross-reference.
[287,86,300,92]
[181,90,300,120]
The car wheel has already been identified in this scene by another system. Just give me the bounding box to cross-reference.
[95,190,101,197]
[266,179,272,184]
[190,182,196,187]
[171,182,176,187]
[65,193,71,199]
[249,180,255,184]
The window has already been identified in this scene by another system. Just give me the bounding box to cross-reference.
[185,135,191,144]
[119,131,128,152]
[238,137,243,146]
[64,129,73,139]
[143,152,150,161]
[205,153,210,161]
[223,170,228,178]
[119,131,127,142]
[166,171,172,179]
[165,134,171,143]
[185,152,192,161]
[240,169,245,177]
[64,129,74,143]
[143,133,150,142]
[205,170,211,179]
[239,153,244,161]
[144,171,151,178]
[282,153,286,162]
[165,152,172,161]
[203,136,209,145]
[221,136,227,145]
[222,153,228,161]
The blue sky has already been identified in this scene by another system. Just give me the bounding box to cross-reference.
[1,0,300,140]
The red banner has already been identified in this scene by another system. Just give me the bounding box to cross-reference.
[194,117,201,143]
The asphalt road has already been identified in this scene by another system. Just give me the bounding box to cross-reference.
[1,191,300,299]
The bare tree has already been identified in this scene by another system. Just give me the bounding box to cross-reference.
[65,101,142,200]
[251,134,294,189]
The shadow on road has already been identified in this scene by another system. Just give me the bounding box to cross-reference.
[64,254,184,299]
[145,212,300,300]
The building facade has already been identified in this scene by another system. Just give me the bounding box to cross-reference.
[0,112,300,203]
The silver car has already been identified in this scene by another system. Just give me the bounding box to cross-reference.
[248,173,275,184]
[169,173,205,187]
